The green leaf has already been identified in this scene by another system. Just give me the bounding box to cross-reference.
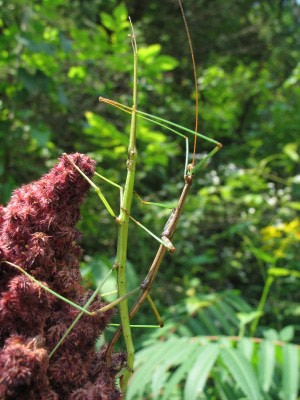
[279,326,295,342]
[155,55,179,71]
[127,342,170,399]
[197,309,220,335]
[84,111,127,148]
[283,143,299,162]
[238,338,254,361]
[161,341,200,400]
[128,338,196,399]
[152,368,170,399]
[221,347,263,400]
[100,12,115,31]
[185,297,213,314]
[287,201,300,211]
[268,268,300,278]
[250,247,276,264]
[209,304,233,335]
[263,328,279,341]
[214,370,243,400]
[258,340,275,393]
[184,344,219,400]
[113,3,128,23]
[226,291,253,313]
[152,338,198,399]
[215,298,240,328]
[237,311,263,325]
[138,44,161,63]
[67,65,86,80]
[151,338,189,399]
[282,344,299,400]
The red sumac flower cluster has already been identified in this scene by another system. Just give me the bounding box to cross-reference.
[0,154,124,399]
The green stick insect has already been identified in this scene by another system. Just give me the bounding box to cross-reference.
[5,1,222,395]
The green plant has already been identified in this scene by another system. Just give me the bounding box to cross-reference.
[1,0,223,395]
[127,291,299,400]
[1,0,300,398]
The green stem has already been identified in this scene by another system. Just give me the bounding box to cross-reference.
[250,276,274,337]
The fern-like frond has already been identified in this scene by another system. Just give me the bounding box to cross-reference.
[127,336,300,400]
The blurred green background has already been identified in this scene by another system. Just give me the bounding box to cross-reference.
[1,0,299,398]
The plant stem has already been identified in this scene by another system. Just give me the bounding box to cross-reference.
[250,276,274,337]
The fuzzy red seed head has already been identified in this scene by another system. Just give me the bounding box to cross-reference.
[0,154,122,399]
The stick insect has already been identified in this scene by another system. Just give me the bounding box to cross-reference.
[4,1,222,395]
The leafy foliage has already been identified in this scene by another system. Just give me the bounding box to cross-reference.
[127,290,299,400]
[127,336,299,400]
[1,0,300,398]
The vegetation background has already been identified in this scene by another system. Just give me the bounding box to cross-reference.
[0,0,299,398]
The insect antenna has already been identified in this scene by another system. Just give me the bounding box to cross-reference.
[178,0,199,168]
